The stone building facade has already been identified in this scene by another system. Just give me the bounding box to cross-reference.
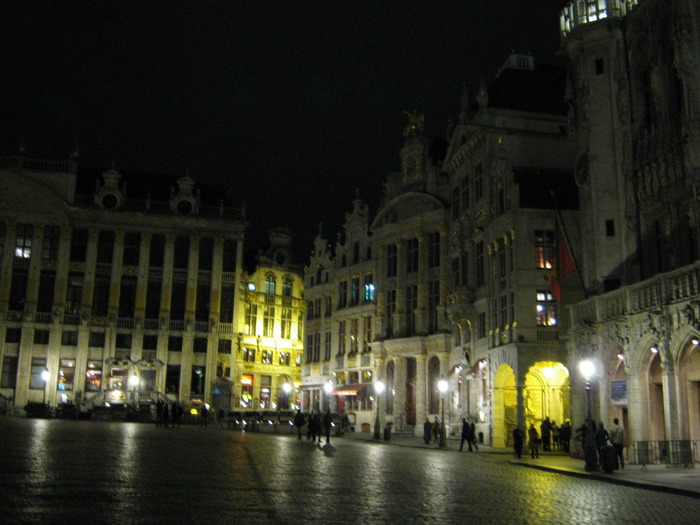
[0,157,247,417]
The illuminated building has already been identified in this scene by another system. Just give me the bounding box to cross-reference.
[235,228,304,410]
[0,156,247,418]
[561,0,700,448]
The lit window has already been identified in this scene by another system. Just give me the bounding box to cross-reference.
[536,291,557,326]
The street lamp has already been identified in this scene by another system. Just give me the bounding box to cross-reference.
[41,369,50,404]
[282,382,292,410]
[579,360,595,421]
[438,379,448,448]
[323,380,333,412]
[373,381,385,440]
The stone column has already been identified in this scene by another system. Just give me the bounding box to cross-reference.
[415,355,428,427]
[24,224,45,313]
[0,222,15,304]
[415,233,427,333]
[394,239,405,336]
[159,234,175,324]
[661,352,681,440]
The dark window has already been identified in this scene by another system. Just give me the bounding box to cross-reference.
[92,276,110,316]
[42,226,60,260]
[89,332,106,347]
[118,276,137,318]
[61,331,79,346]
[193,337,207,353]
[116,333,132,349]
[33,330,50,345]
[406,238,419,273]
[145,280,162,320]
[1,356,18,388]
[387,244,397,277]
[123,232,140,266]
[97,231,115,264]
[5,328,21,343]
[218,339,232,354]
[143,334,158,350]
[37,270,55,313]
[69,228,88,262]
[606,219,615,237]
[195,283,210,322]
[168,336,183,352]
[222,239,237,272]
[595,58,604,75]
[191,366,205,395]
[166,365,180,393]
[198,237,213,271]
[428,232,440,268]
[9,269,28,310]
[149,235,165,267]
[173,237,190,269]
[170,282,186,320]
[65,272,83,314]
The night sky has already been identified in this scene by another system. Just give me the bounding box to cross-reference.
[1,1,569,256]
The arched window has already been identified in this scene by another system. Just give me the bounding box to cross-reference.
[282,276,293,297]
[264,273,276,295]
[428,356,441,414]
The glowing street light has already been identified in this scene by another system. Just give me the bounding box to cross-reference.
[128,375,139,404]
[282,382,292,409]
[373,381,385,440]
[41,369,50,404]
[578,360,595,420]
[438,379,448,448]
[323,380,333,411]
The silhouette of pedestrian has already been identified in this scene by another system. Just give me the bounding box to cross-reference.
[294,409,305,440]
[201,405,209,427]
[459,418,469,451]
[513,426,525,459]
[468,418,478,451]
[156,399,164,427]
[162,402,170,428]
[432,417,440,443]
[171,402,181,428]
[322,410,332,444]
[528,423,540,458]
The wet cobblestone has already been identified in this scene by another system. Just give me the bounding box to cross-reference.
[1,418,698,524]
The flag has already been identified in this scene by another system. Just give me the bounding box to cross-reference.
[551,210,575,302]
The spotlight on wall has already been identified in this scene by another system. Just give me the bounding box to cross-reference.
[617,353,624,360]
[693,339,699,346]
[651,346,659,354]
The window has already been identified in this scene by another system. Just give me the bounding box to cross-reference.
[364,275,375,302]
[245,303,258,335]
[536,291,558,326]
[279,351,290,366]
[33,330,50,345]
[338,281,347,308]
[406,238,419,273]
[386,290,396,337]
[428,232,440,268]
[166,365,180,393]
[324,332,332,360]
[363,317,372,349]
[69,228,88,262]
[118,276,137,318]
[15,223,33,258]
[535,230,554,269]
[281,308,292,339]
[475,242,485,286]
[42,226,60,260]
[86,361,102,392]
[325,296,332,316]
[387,244,397,277]
[30,358,47,389]
[222,239,237,272]
[143,334,158,350]
[461,178,470,213]
[123,232,140,266]
[198,237,213,271]
[282,277,293,297]
[477,312,486,339]
[193,337,207,353]
[338,321,346,355]
[243,347,256,362]
[115,333,132,349]
[240,374,254,408]
[37,270,56,313]
[351,278,360,306]
[314,333,321,361]
[5,328,21,343]
[168,336,183,352]
[1,356,18,388]
[313,299,321,319]
[65,272,83,315]
[195,282,210,322]
[406,285,418,335]
[263,306,275,337]
[451,186,460,221]
[595,58,604,75]
[58,359,76,391]
[606,219,615,237]
[89,332,106,347]
[97,231,114,264]
[262,350,273,364]
[61,331,78,346]
[218,339,232,354]
[428,280,440,332]
[173,237,189,269]
[149,235,164,267]
[191,366,205,395]
[349,318,359,353]
[264,274,276,296]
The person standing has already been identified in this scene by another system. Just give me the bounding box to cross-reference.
[322,410,332,444]
[200,405,209,427]
[609,418,626,469]
[432,417,440,443]
[513,426,525,459]
[540,416,552,452]
[459,418,469,452]
[423,418,432,444]
[595,421,609,466]
[162,402,170,428]
[310,411,322,443]
[551,420,560,452]
[468,419,478,451]
[171,402,181,428]
[155,399,164,427]
[581,419,598,471]
[294,409,305,440]
[528,423,540,459]
[560,420,572,453]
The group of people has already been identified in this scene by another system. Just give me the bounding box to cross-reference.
[511,416,626,469]
[294,409,333,444]
[423,416,442,444]
[155,399,183,428]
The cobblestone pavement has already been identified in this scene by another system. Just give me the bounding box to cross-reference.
[1,418,699,524]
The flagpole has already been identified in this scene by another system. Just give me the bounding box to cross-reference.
[551,191,588,300]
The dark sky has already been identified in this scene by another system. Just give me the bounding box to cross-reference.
[1,1,569,256]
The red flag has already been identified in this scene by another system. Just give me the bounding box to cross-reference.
[551,210,575,302]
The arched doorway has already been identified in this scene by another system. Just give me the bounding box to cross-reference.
[680,339,700,441]
[212,381,232,414]
[647,350,665,440]
[524,362,570,430]
[492,364,516,448]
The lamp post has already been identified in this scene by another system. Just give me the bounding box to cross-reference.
[323,380,333,412]
[41,369,50,404]
[128,374,139,405]
[579,360,595,421]
[373,381,385,440]
[282,382,292,410]
[438,379,448,448]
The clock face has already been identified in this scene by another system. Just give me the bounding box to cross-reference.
[575,152,590,186]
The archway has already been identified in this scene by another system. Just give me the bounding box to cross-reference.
[212,381,232,414]
[647,350,665,440]
[492,364,516,448]
[524,362,570,430]
[679,339,700,441]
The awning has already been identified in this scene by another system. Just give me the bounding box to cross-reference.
[465,358,486,377]
[330,384,368,396]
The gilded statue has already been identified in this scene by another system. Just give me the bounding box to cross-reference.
[403,110,425,138]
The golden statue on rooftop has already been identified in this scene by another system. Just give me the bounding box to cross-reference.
[403,110,425,138]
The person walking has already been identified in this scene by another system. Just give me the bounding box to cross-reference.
[423,418,432,444]
[162,402,170,428]
[459,418,469,452]
[155,399,164,427]
[294,409,305,440]
[322,410,332,444]
[513,426,525,459]
[560,420,572,453]
[468,418,478,451]
[609,418,626,469]
[595,421,609,466]
[310,411,322,443]
[432,417,440,443]
[171,402,181,428]
[528,423,540,459]
[551,420,560,452]
[200,405,209,427]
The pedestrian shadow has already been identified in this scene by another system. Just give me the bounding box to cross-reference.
[321,443,336,456]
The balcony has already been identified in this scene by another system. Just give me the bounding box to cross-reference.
[560,0,639,36]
